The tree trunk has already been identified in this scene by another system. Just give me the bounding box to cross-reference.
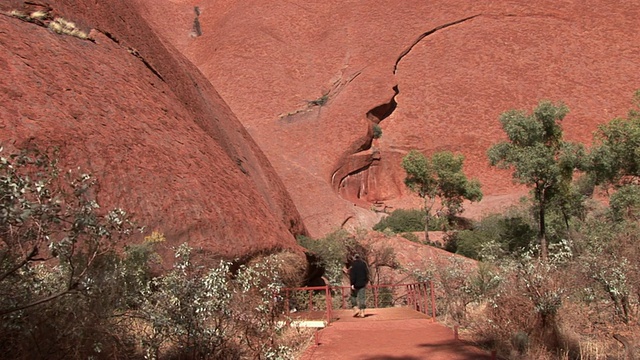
[423,198,430,243]
[424,214,430,243]
[613,334,636,360]
[539,191,548,261]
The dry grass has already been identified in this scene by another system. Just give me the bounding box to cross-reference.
[6,9,90,40]
[48,17,88,39]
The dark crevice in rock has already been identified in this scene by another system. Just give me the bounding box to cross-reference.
[99,29,165,82]
[393,14,480,74]
[127,47,165,82]
[101,30,120,43]
[366,85,399,123]
[192,6,202,37]
[356,136,373,153]
[334,16,481,202]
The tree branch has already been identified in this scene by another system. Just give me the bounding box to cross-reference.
[0,288,75,316]
[0,246,38,283]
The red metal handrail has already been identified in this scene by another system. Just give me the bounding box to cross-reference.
[282,281,435,325]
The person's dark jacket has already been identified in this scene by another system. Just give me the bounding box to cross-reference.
[350,259,369,289]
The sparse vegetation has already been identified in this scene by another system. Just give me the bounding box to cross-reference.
[402,150,483,242]
[0,145,308,359]
[488,100,586,260]
[279,92,331,119]
[307,93,329,107]
[7,9,90,40]
[48,17,89,39]
[372,124,383,139]
[408,93,640,359]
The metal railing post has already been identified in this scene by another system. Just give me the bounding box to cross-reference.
[325,285,332,324]
[374,286,378,308]
[284,289,290,313]
[421,282,428,314]
[430,280,436,322]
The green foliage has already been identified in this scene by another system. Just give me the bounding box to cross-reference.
[297,230,354,285]
[431,151,483,217]
[609,184,640,221]
[0,146,137,311]
[588,119,639,185]
[372,124,383,139]
[373,208,425,233]
[488,101,586,260]
[402,150,483,241]
[137,245,293,359]
[0,146,300,359]
[588,92,640,186]
[0,146,145,358]
[453,213,536,260]
[574,216,640,324]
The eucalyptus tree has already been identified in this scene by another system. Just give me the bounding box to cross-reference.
[488,101,585,260]
[402,150,482,242]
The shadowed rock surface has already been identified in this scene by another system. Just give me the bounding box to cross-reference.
[0,0,307,259]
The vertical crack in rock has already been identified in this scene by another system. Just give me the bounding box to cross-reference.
[192,6,202,37]
[393,14,480,74]
[334,15,480,205]
[366,85,399,124]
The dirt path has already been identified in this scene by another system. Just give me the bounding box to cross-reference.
[298,308,493,360]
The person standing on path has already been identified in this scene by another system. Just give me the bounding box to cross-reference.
[349,254,369,318]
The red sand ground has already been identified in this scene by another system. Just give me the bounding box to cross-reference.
[300,308,493,360]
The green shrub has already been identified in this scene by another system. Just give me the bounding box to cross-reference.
[0,146,301,359]
[136,245,295,359]
[453,214,536,260]
[372,124,383,139]
[373,208,425,233]
[609,184,640,221]
[297,229,355,285]
[400,232,420,243]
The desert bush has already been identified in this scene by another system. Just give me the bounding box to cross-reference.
[8,10,89,40]
[609,184,640,222]
[400,232,420,243]
[373,208,425,233]
[0,146,303,359]
[296,229,374,286]
[572,216,640,325]
[297,230,353,285]
[453,212,536,260]
[408,256,483,323]
[135,244,295,359]
[372,124,383,139]
[0,146,141,359]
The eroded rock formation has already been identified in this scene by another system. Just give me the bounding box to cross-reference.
[4,0,639,248]
[148,0,639,235]
[0,0,307,259]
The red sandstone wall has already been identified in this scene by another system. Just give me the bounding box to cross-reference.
[0,1,307,259]
[148,0,639,235]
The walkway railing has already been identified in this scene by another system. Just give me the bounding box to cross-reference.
[282,281,436,324]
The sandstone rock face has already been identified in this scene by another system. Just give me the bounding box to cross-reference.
[0,0,306,259]
[147,0,640,236]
